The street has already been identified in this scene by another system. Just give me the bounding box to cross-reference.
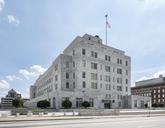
[0,116,165,128]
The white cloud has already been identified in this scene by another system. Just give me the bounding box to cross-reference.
[6,75,22,81]
[136,69,165,82]
[7,15,20,25]
[0,0,5,12]
[0,80,10,90]
[19,65,47,80]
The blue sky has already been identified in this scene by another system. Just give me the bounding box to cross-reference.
[0,0,165,98]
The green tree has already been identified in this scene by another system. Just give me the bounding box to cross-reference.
[37,100,50,109]
[12,99,23,108]
[62,100,72,109]
[82,101,90,108]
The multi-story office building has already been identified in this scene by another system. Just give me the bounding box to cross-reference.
[28,34,131,109]
[1,89,21,108]
[131,76,165,106]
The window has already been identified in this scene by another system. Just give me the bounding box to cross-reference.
[126,60,128,66]
[66,73,69,79]
[120,59,122,64]
[117,58,120,64]
[100,64,102,70]
[95,52,97,58]
[126,79,128,84]
[126,87,128,92]
[82,49,86,55]
[89,98,94,107]
[91,73,97,80]
[117,78,122,84]
[105,84,111,90]
[105,55,108,61]
[105,55,111,61]
[105,75,111,82]
[117,68,122,74]
[100,83,103,88]
[76,98,83,108]
[55,84,58,89]
[105,66,110,72]
[91,51,94,57]
[117,58,122,65]
[82,81,86,88]
[117,86,122,91]
[100,75,102,80]
[73,50,75,56]
[66,82,69,88]
[82,60,86,67]
[73,61,75,68]
[55,65,58,71]
[82,72,86,78]
[158,89,160,93]
[73,72,75,79]
[55,75,58,81]
[91,62,97,70]
[134,100,137,107]
[91,82,97,89]
[91,51,97,58]
[73,82,75,88]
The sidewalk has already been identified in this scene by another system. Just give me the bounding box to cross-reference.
[1,114,165,122]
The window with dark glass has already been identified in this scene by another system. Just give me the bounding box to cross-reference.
[82,49,86,55]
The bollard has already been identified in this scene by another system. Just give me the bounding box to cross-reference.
[64,112,66,116]
[39,112,44,117]
[16,113,20,117]
[27,112,33,117]
[52,112,56,116]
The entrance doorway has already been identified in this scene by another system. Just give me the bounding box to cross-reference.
[104,102,111,109]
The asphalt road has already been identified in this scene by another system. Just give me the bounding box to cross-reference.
[0,116,165,128]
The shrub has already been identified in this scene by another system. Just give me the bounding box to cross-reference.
[144,103,148,108]
[152,103,158,107]
[82,101,90,108]
[12,99,23,108]
[62,100,72,109]
[37,100,50,109]
[158,103,164,107]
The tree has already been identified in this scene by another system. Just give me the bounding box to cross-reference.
[62,100,72,109]
[37,100,50,109]
[12,99,23,108]
[82,101,90,108]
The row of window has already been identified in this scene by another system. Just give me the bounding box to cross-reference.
[61,60,129,76]
[64,72,129,84]
[81,49,129,66]
[65,81,129,92]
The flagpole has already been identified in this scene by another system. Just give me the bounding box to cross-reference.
[105,14,108,45]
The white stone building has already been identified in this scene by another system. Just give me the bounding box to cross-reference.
[27,34,131,109]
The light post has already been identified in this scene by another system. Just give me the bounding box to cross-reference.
[148,100,151,117]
